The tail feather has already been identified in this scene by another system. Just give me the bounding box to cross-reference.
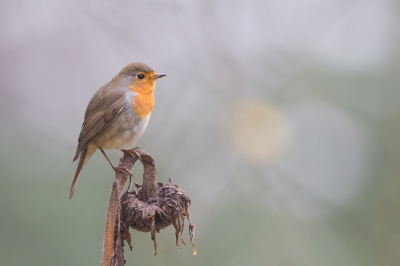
[68,146,96,199]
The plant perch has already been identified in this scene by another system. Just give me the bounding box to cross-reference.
[101,148,196,266]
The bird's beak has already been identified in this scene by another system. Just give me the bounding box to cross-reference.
[153,73,166,79]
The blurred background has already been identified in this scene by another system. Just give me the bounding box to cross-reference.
[1,0,400,265]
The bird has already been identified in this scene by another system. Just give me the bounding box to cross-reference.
[68,62,166,199]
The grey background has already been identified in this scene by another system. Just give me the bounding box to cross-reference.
[1,0,400,265]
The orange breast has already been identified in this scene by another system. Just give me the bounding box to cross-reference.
[129,84,155,119]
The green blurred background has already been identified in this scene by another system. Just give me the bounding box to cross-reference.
[1,0,400,265]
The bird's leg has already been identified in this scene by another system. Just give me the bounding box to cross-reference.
[99,148,133,180]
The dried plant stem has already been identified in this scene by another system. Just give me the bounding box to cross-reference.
[101,149,146,266]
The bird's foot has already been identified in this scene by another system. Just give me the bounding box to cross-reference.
[121,147,142,161]
[112,165,134,193]
[120,148,142,193]
[112,165,133,178]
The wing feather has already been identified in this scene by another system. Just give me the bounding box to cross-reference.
[73,91,126,162]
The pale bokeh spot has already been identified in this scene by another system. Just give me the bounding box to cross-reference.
[229,100,292,164]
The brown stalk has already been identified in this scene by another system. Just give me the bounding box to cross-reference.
[101,149,142,266]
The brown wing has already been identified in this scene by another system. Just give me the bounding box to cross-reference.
[73,89,126,162]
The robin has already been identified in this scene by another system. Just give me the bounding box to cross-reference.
[68,62,166,199]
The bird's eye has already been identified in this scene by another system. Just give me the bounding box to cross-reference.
[137,74,145,80]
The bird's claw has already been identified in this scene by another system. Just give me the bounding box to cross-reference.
[121,147,142,161]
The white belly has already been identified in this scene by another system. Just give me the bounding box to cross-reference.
[94,111,151,150]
